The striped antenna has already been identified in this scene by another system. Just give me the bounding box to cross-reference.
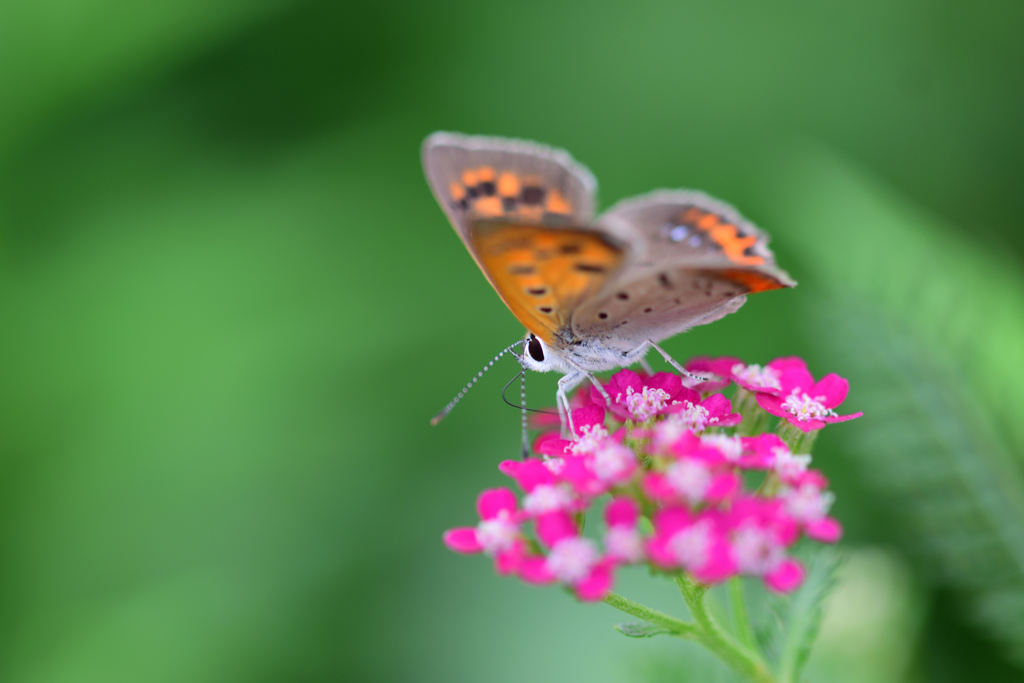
[430,339,525,426]
[519,357,529,459]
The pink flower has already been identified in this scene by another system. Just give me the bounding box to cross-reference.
[725,498,804,592]
[782,481,843,543]
[519,510,616,601]
[443,488,525,574]
[657,430,763,470]
[644,460,740,508]
[688,356,803,395]
[560,441,639,497]
[647,507,736,583]
[661,389,742,434]
[755,360,863,432]
[604,498,645,564]
[743,433,810,481]
[536,405,610,457]
[498,459,579,515]
[592,370,684,422]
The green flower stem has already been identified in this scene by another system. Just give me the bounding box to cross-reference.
[675,574,776,683]
[603,591,700,639]
[734,389,757,436]
[776,422,819,453]
[604,582,777,682]
[735,389,772,437]
[728,577,760,655]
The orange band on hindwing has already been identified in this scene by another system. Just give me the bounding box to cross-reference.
[678,206,765,266]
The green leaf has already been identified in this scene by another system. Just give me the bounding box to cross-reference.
[759,145,1024,668]
[768,547,842,682]
[614,621,677,638]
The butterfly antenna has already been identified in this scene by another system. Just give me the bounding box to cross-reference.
[519,359,529,459]
[430,340,524,426]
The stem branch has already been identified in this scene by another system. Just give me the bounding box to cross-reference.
[675,574,776,683]
[603,591,699,638]
[728,577,760,655]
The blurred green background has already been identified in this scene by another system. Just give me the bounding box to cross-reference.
[1,1,1023,681]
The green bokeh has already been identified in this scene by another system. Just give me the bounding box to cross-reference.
[0,1,1022,681]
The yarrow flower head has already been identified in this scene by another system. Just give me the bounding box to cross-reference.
[443,355,859,603]
[593,369,684,422]
[443,488,526,575]
[687,356,802,395]
[753,358,863,432]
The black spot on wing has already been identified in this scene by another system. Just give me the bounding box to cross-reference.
[521,187,545,205]
[574,263,606,273]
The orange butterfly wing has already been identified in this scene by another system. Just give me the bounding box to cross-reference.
[470,221,626,344]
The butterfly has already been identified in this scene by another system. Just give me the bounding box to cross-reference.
[422,132,795,434]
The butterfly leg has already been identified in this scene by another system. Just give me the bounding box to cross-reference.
[557,370,586,438]
[642,340,709,383]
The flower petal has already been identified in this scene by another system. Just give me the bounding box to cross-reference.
[572,404,607,435]
[494,543,525,575]
[786,415,826,432]
[692,534,737,584]
[534,431,570,456]
[605,497,640,528]
[646,371,683,399]
[561,456,604,496]
[652,506,691,536]
[806,517,843,543]
[575,559,615,601]
[821,412,864,424]
[518,556,556,584]
[769,356,814,392]
[798,470,830,488]
[765,558,805,593]
[707,472,740,503]
[502,459,556,492]
[645,536,677,568]
[443,527,483,553]
[609,369,643,395]
[755,393,786,417]
[536,438,573,457]
[687,356,743,379]
[699,392,733,418]
[477,488,518,520]
[717,412,743,427]
[641,473,677,504]
[536,510,578,547]
[811,373,849,408]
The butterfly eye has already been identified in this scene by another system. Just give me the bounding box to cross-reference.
[528,334,545,362]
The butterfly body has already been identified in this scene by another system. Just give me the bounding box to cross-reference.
[423,132,795,431]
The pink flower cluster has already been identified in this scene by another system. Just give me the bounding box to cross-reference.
[443,356,858,602]
[687,356,862,432]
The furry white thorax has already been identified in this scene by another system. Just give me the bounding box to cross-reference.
[519,332,643,375]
